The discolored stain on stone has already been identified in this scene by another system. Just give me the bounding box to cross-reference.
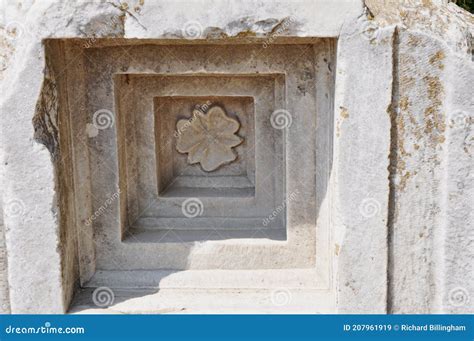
[32,59,60,160]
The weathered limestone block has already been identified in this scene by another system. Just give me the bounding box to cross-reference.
[333,17,393,313]
[364,0,474,314]
[0,0,472,314]
[0,201,10,313]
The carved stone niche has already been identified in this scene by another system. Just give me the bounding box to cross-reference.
[50,39,336,307]
[116,73,286,240]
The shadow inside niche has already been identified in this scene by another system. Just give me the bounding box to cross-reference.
[69,287,179,314]
[60,38,336,313]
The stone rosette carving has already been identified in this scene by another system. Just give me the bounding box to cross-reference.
[176,105,243,171]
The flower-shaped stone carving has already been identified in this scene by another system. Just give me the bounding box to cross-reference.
[176,105,243,172]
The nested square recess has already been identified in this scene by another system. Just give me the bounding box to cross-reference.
[155,96,255,198]
[115,73,286,231]
[74,42,335,273]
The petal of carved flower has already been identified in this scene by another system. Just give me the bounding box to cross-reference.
[176,117,206,152]
[187,141,209,165]
[207,106,240,133]
[216,134,243,147]
[199,143,236,172]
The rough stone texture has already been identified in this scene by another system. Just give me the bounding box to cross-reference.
[364,0,474,314]
[388,30,449,314]
[444,43,474,314]
[0,0,472,314]
[0,200,10,313]
[333,18,393,313]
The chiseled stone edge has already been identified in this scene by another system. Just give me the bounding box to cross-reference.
[0,200,10,313]
[363,0,474,314]
[333,17,393,313]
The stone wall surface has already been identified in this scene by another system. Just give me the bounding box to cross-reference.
[0,0,472,313]
[0,200,10,313]
[364,0,474,314]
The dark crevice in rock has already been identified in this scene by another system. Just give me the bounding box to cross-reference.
[386,26,399,315]
[32,56,60,161]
